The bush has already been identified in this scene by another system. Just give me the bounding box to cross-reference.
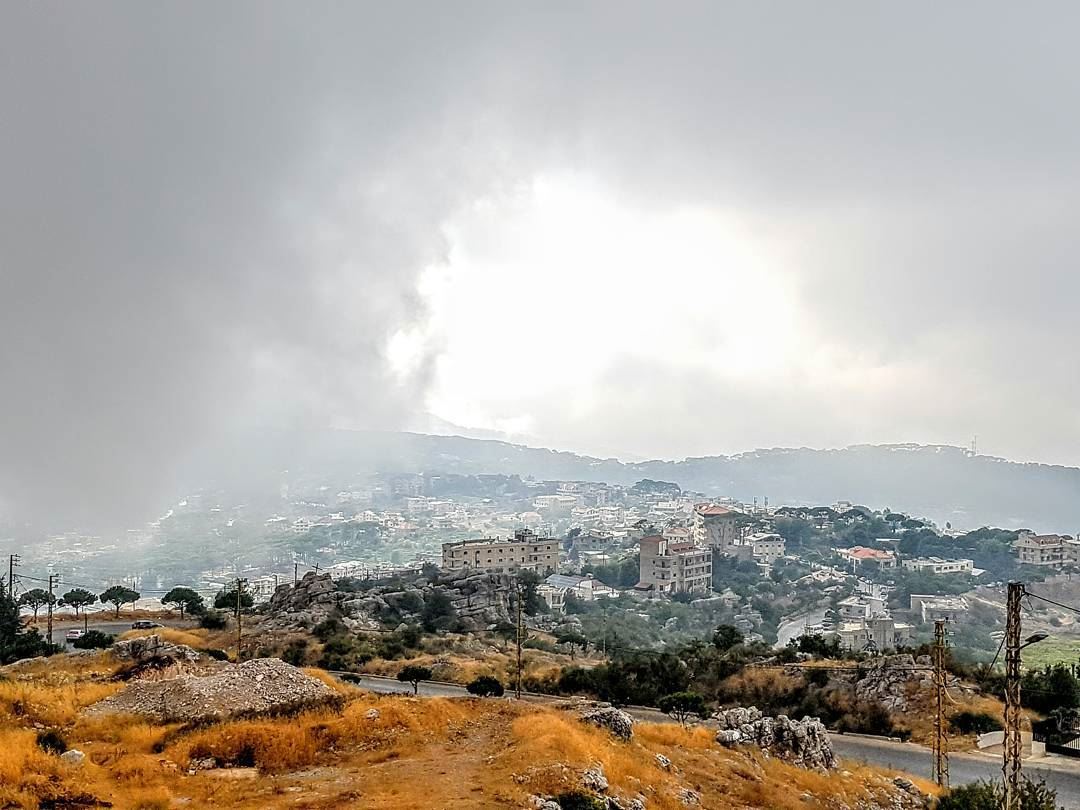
[937,777,1059,810]
[199,611,228,630]
[658,691,708,724]
[949,710,1002,736]
[281,638,310,667]
[466,675,505,697]
[201,648,229,661]
[36,729,68,755]
[72,630,114,649]
[554,792,606,810]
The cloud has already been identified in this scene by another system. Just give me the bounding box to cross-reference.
[2,3,1078,529]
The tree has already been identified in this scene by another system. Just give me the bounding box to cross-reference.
[59,588,97,618]
[711,624,744,652]
[466,675,505,697]
[397,664,433,695]
[214,588,254,611]
[556,631,589,660]
[17,589,55,620]
[99,586,140,618]
[421,589,456,632]
[163,586,204,619]
[658,691,708,725]
[0,581,51,664]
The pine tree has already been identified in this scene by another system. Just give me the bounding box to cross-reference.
[0,580,50,665]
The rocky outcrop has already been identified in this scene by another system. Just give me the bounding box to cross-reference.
[579,706,635,741]
[714,706,835,770]
[86,657,337,722]
[852,654,933,712]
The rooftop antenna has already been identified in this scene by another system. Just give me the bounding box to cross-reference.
[969,435,978,457]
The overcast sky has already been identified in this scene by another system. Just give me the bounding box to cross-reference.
[2,3,1078,525]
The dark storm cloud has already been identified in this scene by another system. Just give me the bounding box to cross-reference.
[1,3,1078,527]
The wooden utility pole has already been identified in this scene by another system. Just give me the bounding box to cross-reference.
[47,574,58,647]
[1003,581,1024,810]
[932,619,949,788]
[235,577,246,662]
[515,583,523,699]
[294,562,298,587]
[7,554,20,597]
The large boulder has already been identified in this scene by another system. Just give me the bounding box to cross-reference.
[853,654,931,711]
[112,634,200,665]
[579,706,635,741]
[86,657,337,722]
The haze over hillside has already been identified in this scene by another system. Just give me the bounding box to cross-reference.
[188,429,1080,533]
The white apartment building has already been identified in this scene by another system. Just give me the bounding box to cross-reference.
[901,557,974,575]
[441,528,560,574]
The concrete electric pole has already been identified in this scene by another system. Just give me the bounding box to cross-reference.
[47,573,58,648]
[515,582,524,700]
[932,618,949,788]
[1003,581,1024,810]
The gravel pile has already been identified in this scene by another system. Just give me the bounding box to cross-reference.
[86,657,337,722]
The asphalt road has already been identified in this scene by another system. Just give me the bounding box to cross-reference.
[831,735,1080,807]
[775,607,827,649]
[47,618,194,647]
[339,673,1080,804]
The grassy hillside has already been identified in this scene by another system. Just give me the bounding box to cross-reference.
[1,650,935,810]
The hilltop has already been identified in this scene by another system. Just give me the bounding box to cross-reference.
[188,428,1080,531]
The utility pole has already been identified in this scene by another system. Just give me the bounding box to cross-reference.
[47,574,58,648]
[7,554,20,597]
[294,561,298,587]
[932,619,949,788]
[1003,581,1024,810]
[235,577,246,662]
[515,582,523,699]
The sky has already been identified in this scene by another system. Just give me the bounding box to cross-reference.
[2,3,1079,526]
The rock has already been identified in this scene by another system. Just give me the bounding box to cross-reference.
[112,634,200,665]
[892,777,916,793]
[714,706,835,770]
[527,796,560,810]
[365,708,380,720]
[582,764,608,793]
[579,706,635,741]
[676,788,700,806]
[854,655,931,712]
[87,658,337,723]
[187,757,217,774]
[655,753,671,770]
[59,749,85,766]
[628,800,646,810]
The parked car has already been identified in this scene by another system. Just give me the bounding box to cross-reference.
[65,629,86,641]
[131,620,162,630]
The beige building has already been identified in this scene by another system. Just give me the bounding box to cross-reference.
[441,528,560,574]
[747,532,786,567]
[692,503,742,553]
[901,557,974,575]
[637,535,712,595]
[1013,533,1078,567]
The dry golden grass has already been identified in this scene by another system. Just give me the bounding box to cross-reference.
[1,651,935,810]
[119,627,210,649]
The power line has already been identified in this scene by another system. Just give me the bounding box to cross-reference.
[1024,591,1080,616]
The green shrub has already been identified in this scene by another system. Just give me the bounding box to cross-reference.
[199,611,228,630]
[466,675,504,697]
[553,792,606,810]
[937,777,1059,810]
[72,630,114,649]
[949,710,1002,736]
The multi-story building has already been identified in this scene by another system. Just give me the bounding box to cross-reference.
[637,535,713,595]
[835,616,913,653]
[441,528,560,574]
[692,504,742,553]
[909,594,970,623]
[1013,532,1079,567]
[747,532,786,567]
[901,557,974,575]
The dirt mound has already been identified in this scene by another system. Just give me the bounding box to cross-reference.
[86,658,337,722]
